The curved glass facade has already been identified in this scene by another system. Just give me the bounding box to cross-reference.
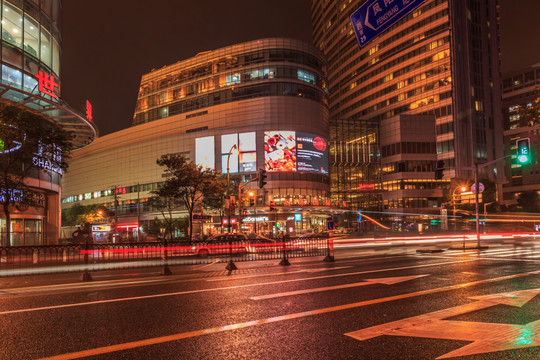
[1,0,61,96]
[133,45,328,126]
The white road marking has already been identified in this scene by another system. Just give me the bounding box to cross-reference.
[1,259,475,315]
[36,269,540,360]
[250,274,429,300]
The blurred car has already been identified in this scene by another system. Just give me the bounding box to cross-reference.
[192,233,249,257]
[245,235,279,254]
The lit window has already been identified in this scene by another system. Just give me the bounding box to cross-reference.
[297,70,315,84]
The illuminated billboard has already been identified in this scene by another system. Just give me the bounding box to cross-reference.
[220,132,256,174]
[296,132,329,174]
[195,136,215,169]
[264,131,296,172]
[264,131,328,174]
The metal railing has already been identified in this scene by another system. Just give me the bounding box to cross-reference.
[0,237,330,277]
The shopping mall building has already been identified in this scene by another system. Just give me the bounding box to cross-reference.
[61,39,332,238]
[0,0,97,245]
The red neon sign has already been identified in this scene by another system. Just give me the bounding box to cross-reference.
[86,100,93,122]
[358,183,375,190]
[35,71,58,99]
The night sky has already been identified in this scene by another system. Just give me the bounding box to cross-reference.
[60,1,539,137]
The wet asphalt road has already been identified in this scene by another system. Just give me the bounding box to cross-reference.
[2,242,540,360]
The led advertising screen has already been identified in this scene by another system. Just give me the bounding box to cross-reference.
[264,131,328,174]
[296,132,329,174]
[264,131,296,172]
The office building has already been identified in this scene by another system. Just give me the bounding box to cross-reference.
[312,0,504,220]
[501,63,540,205]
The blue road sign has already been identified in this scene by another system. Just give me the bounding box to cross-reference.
[350,0,427,48]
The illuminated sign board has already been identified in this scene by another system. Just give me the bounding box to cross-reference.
[358,183,375,190]
[86,100,93,122]
[264,131,328,174]
[35,70,59,99]
[296,132,328,174]
[195,136,215,169]
[33,142,63,174]
[92,225,111,232]
[220,132,257,174]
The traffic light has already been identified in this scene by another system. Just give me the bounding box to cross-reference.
[516,138,531,164]
[435,160,445,180]
[250,197,255,206]
[242,209,247,216]
[258,168,267,188]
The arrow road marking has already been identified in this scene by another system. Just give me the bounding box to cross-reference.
[250,274,429,300]
[346,288,540,359]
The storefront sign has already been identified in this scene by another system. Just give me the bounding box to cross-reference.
[358,183,375,190]
[242,216,269,223]
[92,225,111,232]
[33,142,63,174]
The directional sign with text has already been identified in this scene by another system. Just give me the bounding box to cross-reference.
[350,0,427,48]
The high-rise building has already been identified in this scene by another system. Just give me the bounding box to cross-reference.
[61,39,331,238]
[312,0,504,219]
[0,0,96,245]
[501,63,540,205]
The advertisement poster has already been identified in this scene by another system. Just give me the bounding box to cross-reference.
[195,136,215,169]
[296,133,329,174]
[264,131,296,172]
[239,152,257,172]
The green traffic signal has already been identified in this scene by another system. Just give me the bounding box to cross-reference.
[516,138,531,164]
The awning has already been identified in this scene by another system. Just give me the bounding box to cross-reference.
[0,83,98,150]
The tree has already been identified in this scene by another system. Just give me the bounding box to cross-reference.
[517,191,540,213]
[155,154,225,240]
[143,216,188,239]
[0,103,73,245]
[62,203,110,227]
[148,180,184,241]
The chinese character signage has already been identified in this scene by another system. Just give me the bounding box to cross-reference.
[35,71,59,99]
[86,100,93,122]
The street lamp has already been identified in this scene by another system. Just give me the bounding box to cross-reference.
[226,144,237,233]
[249,191,256,234]
[452,186,467,231]
[225,144,238,272]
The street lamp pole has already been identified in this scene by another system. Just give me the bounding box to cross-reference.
[225,144,238,272]
[226,144,237,234]
[452,186,466,231]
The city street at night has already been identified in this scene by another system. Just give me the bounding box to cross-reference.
[2,241,540,359]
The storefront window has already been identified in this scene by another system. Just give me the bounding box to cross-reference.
[2,2,23,48]
[10,219,23,246]
[25,219,42,245]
